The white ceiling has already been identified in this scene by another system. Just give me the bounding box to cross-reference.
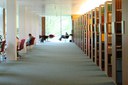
[0,0,87,16]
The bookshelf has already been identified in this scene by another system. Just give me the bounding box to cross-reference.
[81,15,84,51]
[86,13,89,56]
[78,17,81,48]
[91,9,95,62]
[73,20,77,44]
[81,15,84,52]
[74,19,79,46]
[94,7,100,66]
[78,17,81,47]
[104,1,112,77]
[84,14,88,54]
[83,15,85,51]
[87,12,92,59]
[71,15,80,44]
[122,0,128,85]
[74,19,77,45]
[82,15,85,52]
[112,0,122,85]
[99,5,105,71]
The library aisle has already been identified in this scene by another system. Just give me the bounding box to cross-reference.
[0,42,115,85]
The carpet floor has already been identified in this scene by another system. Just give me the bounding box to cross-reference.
[0,42,115,85]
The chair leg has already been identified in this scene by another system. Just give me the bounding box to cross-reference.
[17,51,22,60]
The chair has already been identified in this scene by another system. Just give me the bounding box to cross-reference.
[49,34,55,38]
[0,40,6,62]
[26,37,35,46]
[30,37,35,45]
[0,40,6,53]
[26,37,35,49]
[17,39,25,58]
[39,35,48,42]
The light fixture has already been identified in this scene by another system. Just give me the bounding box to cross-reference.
[78,0,112,14]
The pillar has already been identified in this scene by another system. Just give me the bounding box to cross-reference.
[6,0,17,60]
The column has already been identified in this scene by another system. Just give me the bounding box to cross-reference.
[6,0,17,60]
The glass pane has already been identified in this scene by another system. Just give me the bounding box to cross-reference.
[45,16,72,41]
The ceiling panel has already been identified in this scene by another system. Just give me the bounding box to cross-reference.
[0,0,88,16]
[17,0,88,16]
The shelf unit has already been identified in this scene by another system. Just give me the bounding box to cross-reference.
[72,19,74,42]
[74,18,79,46]
[80,15,84,51]
[122,0,128,85]
[72,1,128,85]
[104,1,112,77]
[78,17,81,48]
[94,7,100,66]
[87,12,92,59]
[75,19,78,46]
[82,15,85,52]
[86,13,89,56]
[91,9,95,62]
[112,0,122,85]
[99,5,105,71]
[84,14,88,54]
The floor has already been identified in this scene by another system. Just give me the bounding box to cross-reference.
[0,42,115,85]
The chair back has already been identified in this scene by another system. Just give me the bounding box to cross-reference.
[0,40,6,52]
[30,37,35,45]
[49,34,55,38]
[26,37,35,46]
[65,35,69,39]
[18,39,25,51]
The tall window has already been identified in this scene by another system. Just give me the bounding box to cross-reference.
[46,16,72,39]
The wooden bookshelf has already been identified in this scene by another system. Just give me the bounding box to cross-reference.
[91,9,95,62]
[73,20,76,44]
[99,5,105,71]
[112,0,122,85]
[94,7,100,66]
[122,0,128,85]
[80,16,83,50]
[81,15,84,52]
[74,19,79,45]
[74,19,77,45]
[104,1,112,77]
[78,17,81,48]
[86,13,89,56]
[82,15,85,52]
[71,15,80,43]
[84,14,88,54]
[78,17,81,47]
[87,12,92,59]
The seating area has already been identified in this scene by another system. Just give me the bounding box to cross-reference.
[0,35,36,62]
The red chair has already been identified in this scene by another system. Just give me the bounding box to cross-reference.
[0,40,6,53]
[26,37,35,46]
[30,37,35,45]
[17,39,25,58]
[0,40,6,61]
[49,34,55,38]
[26,37,35,49]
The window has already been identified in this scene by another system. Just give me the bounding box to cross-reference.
[46,16,72,40]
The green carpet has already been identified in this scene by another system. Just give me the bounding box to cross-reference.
[0,42,115,85]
